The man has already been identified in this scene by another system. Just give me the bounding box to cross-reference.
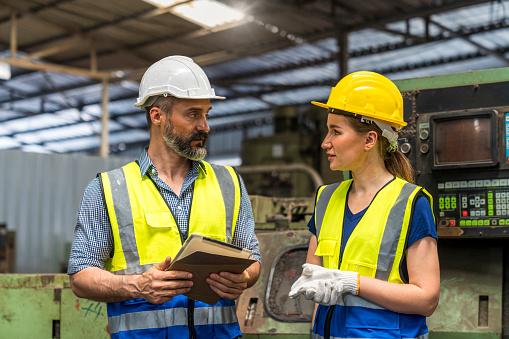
[68,55,261,338]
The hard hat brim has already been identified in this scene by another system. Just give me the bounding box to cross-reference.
[311,101,329,109]
[311,100,407,129]
[135,94,225,108]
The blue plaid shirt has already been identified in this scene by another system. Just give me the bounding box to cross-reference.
[68,149,261,275]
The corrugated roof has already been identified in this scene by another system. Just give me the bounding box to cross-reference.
[0,0,508,158]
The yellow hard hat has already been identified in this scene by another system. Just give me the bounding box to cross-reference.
[312,71,406,129]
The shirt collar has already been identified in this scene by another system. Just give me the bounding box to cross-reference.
[138,147,207,178]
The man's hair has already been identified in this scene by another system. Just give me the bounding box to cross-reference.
[145,96,177,128]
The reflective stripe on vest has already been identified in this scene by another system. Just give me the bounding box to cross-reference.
[109,305,238,334]
[376,182,419,281]
[104,167,141,275]
[312,332,430,339]
[101,161,240,274]
[209,163,235,243]
[315,178,422,281]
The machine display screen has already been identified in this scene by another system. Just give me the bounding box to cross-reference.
[433,115,494,166]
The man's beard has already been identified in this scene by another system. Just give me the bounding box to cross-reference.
[163,121,208,161]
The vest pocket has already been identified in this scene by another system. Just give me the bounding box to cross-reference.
[345,260,376,278]
[314,238,338,256]
[315,238,339,268]
[145,211,177,228]
[345,305,401,337]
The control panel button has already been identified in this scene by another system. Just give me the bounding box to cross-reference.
[420,143,429,154]
[462,211,468,217]
[419,129,429,140]
[400,143,411,154]
[449,220,456,226]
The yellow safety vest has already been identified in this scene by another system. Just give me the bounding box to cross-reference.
[314,177,434,283]
[99,161,241,274]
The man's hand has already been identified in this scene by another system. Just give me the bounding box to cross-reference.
[135,256,194,304]
[206,270,250,301]
[206,260,260,301]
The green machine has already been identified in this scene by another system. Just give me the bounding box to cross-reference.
[0,274,110,338]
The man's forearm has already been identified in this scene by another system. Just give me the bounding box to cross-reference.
[69,267,139,303]
[246,260,261,288]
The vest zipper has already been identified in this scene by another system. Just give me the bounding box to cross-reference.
[188,299,196,339]
[324,305,335,339]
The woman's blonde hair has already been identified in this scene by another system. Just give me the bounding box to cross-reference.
[345,116,415,183]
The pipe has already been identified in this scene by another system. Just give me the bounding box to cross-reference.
[236,163,324,190]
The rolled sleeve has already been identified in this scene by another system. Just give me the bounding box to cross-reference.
[67,178,113,275]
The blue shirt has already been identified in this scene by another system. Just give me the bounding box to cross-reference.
[68,149,261,275]
[307,196,437,253]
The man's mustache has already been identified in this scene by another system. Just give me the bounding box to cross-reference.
[191,131,208,143]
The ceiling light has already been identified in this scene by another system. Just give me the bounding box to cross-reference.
[142,0,186,8]
[171,0,244,28]
[0,62,11,80]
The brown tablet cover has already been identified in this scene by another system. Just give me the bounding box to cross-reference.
[167,234,254,305]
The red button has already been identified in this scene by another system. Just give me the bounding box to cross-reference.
[462,211,468,217]
[449,220,456,226]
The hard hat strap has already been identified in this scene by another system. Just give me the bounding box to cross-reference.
[365,117,399,153]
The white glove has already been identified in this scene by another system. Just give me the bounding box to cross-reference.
[288,263,359,306]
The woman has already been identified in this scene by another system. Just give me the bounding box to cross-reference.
[289,71,440,339]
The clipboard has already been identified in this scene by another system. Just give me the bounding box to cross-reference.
[167,234,254,305]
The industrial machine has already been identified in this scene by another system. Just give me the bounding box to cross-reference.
[394,74,509,338]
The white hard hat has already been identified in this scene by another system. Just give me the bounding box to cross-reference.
[135,55,225,109]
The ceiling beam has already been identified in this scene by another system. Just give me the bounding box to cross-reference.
[22,39,85,61]
[346,0,493,32]
[430,19,509,65]
[210,18,509,83]
[0,56,109,79]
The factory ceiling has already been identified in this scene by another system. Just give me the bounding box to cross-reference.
[0,0,508,156]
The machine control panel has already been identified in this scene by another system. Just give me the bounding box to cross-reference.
[437,178,509,236]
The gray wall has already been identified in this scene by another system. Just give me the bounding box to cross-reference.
[0,150,133,273]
